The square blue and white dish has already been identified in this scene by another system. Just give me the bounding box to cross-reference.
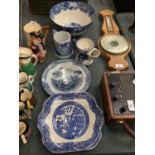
[41,59,91,95]
[37,92,104,153]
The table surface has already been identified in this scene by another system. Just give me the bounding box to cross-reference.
[116,13,135,68]
[19,0,135,155]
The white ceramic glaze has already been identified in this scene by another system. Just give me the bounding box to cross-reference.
[54,10,91,27]
[77,38,94,51]
[54,31,71,43]
[53,31,73,58]
[41,59,91,95]
[76,38,100,65]
[49,1,95,36]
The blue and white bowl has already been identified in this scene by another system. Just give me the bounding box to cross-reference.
[49,1,95,36]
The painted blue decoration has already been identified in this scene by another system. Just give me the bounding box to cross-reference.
[41,59,91,95]
[53,101,89,139]
[37,92,104,153]
[49,1,95,36]
[51,75,82,91]
[54,41,72,57]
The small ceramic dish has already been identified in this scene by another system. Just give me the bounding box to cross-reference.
[37,92,104,153]
[41,59,91,95]
[49,1,95,36]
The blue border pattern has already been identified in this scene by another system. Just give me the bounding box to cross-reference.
[49,1,95,36]
[37,92,104,153]
[41,59,91,95]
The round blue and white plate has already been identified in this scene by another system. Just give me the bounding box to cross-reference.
[41,59,91,95]
[37,92,104,153]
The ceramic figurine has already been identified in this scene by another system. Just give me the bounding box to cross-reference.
[53,30,73,58]
[19,47,37,76]
[19,89,36,119]
[29,31,47,63]
[19,102,30,120]
[19,72,34,93]
[24,21,42,46]
[49,1,95,36]
[23,21,49,63]
[76,38,101,65]
[19,121,32,144]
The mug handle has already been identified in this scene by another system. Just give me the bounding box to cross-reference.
[32,54,38,66]
[88,48,101,58]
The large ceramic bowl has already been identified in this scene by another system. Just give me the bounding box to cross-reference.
[49,1,95,36]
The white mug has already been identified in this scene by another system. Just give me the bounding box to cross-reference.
[76,38,100,65]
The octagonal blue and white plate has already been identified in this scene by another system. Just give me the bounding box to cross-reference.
[37,92,104,153]
[41,59,91,95]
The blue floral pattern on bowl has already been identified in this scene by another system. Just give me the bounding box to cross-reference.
[49,1,95,36]
[37,92,104,153]
[41,59,91,95]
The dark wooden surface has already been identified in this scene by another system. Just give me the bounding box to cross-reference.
[19,0,135,155]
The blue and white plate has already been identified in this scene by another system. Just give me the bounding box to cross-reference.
[37,92,104,153]
[41,59,91,95]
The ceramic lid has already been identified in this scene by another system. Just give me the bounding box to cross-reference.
[100,34,129,54]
